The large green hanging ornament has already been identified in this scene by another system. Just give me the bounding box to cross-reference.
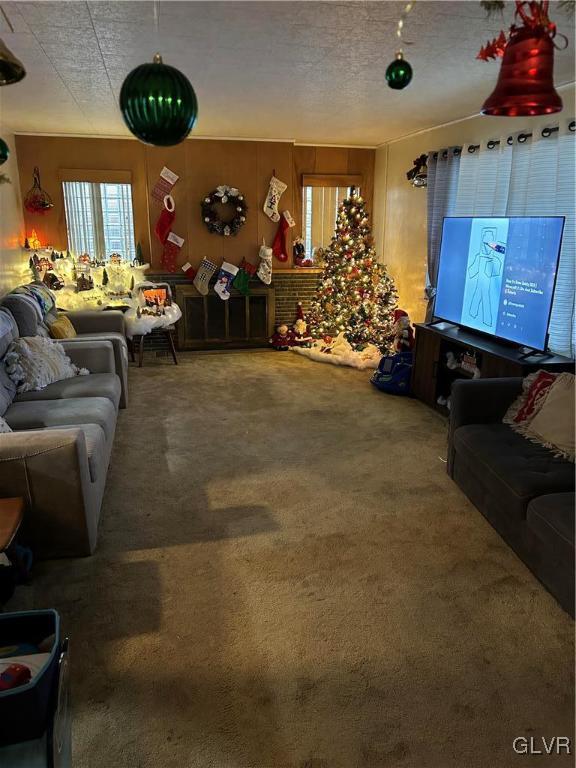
[386,52,413,90]
[0,137,8,166]
[119,53,198,146]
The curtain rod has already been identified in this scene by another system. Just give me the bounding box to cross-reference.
[432,122,575,159]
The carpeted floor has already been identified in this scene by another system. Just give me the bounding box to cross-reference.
[10,351,574,768]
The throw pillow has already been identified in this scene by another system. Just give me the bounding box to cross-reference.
[4,336,88,393]
[503,370,557,433]
[524,373,575,462]
[0,416,12,433]
[48,315,77,340]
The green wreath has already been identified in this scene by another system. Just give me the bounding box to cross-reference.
[201,185,247,237]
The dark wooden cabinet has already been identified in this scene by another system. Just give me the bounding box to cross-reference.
[412,322,574,411]
[175,284,275,350]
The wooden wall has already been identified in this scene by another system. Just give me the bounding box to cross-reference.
[15,136,375,272]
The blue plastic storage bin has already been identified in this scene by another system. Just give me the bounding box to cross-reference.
[0,609,62,746]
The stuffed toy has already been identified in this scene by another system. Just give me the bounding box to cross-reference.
[291,302,313,347]
[269,323,294,350]
[393,309,414,353]
[293,237,306,266]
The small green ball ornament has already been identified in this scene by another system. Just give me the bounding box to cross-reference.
[119,53,198,146]
[386,52,413,90]
[0,137,8,166]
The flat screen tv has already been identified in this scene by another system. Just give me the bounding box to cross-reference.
[434,216,565,352]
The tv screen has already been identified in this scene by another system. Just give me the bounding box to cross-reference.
[434,216,565,351]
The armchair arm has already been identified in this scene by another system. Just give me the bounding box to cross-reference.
[447,377,523,476]
[61,340,115,374]
[65,310,125,336]
[0,429,93,557]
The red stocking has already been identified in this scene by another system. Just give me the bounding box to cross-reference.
[161,232,183,273]
[155,195,175,244]
[272,215,290,262]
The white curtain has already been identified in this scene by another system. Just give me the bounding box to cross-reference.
[426,147,461,319]
[431,120,575,356]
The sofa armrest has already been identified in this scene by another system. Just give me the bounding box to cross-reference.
[60,340,115,374]
[65,310,125,336]
[447,377,523,476]
[0,429,93,557]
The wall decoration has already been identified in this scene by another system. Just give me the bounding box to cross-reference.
[119,54,198,146]
[201,185,247,236]
[161,232,184,273]
[477,1,567,116]
[24,167,53,214]
[0,137,8,165]
[385,1,415,90]
[155,195,176,244]
[263,175,287,222]
[151,166,179,204]
[193,258,218,296]
[272,210,295,262]
[214,262,239,301]
[406,154,428,187]
[257,243,273,285]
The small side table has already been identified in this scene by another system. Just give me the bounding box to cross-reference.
[130,326,178,367]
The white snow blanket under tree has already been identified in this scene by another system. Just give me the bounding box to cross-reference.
[291,333,382,370]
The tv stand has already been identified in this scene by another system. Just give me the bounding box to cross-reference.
[411,323,574,412]
[517,348,554,361]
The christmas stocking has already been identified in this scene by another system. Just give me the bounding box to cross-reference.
[161,232,183,273]
[181,261,196,280]
[193,258,218,296]
[263,176,287,222]
[214,262,239,300]
[272,210,295,262]
[257,243,273,285]
[155,195,175,244]
[151,166,179,204]
[232,258,255,296]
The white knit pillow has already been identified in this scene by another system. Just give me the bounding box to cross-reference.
[4,336,88,393]
[0,416,12,433]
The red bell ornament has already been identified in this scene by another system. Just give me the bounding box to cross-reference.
[482,25,563,117]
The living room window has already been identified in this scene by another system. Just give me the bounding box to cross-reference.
[302,185,354,259]
[301,174,364,260]
[62,180,136,260]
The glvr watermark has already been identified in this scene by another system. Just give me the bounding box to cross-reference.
[513,737,572,755]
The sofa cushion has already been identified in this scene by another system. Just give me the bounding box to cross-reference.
[44,423,108,483]
[0,293,43,336]
[453,423,575,521]
[4,397,116,441]
[48,315,77,339]
[73,332,128,364]
[527,493,575,565]
[15,373,121,410]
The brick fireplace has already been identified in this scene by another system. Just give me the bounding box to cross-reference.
[149,268,321,350]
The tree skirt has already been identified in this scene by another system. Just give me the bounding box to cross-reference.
[291,334,382,370]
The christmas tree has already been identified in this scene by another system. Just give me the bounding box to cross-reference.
[307,188,398,350]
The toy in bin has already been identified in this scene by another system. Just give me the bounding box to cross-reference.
[0,664,31,691]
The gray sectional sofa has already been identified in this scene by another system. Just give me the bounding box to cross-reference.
[448,377,575,615]
[0,289,129,559]
[0,291,129,408]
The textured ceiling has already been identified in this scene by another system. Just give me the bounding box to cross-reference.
[0,1,574,146]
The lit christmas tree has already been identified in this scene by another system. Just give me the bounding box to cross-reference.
[307,188,398,350]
